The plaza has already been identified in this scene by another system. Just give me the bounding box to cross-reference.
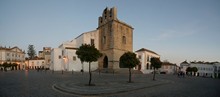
[0,70,219,97]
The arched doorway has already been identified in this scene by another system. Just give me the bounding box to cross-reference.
[103,56,108,68]
[146,63,149,69]
[119,56,126,68]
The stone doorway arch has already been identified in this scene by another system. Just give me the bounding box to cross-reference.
[103,56,108,68]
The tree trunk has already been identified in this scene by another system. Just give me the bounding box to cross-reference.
[129,68,131,83]
[153,67,156,80]
[89,62,92,85]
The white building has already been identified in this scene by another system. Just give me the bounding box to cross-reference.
[135,48,160,74]
[160,62,177,74]
[190,62,214,77]
[50,30,99,72]
[0,46,25,70]
[38,47,51,68]
[180,61,220,78]
[213,63,220,78]
[25,58,45,69]
[180,61,190,73]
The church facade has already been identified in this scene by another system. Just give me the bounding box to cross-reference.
[50,7,134,72]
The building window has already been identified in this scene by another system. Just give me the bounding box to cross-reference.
[62,50,64,56]
[102,36,106,44]
[170,66,172,69]
[91,39,95,45]
[7,53,10,56]
[147,56,149,61]
[59,55,61,59]
[122,36,126,44]
[138,55,141,59]
[73,56,76,61]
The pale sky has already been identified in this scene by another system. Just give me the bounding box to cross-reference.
[1,0,220,65]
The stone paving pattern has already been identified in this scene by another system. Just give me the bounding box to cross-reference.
[0,70,220,97]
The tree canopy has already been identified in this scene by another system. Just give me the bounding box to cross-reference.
[120,52,140,68]
[76,44,102,63]
[27,45,36,59]
[150,57,162,69]
[192,67,198,73]
[186,67,192,73]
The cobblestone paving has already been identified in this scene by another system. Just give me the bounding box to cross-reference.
[0,70,219,97]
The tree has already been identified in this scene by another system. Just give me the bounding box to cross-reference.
[186,67,192,75]
[192,67,198,76]
[120,52,140,83]
[27,45,36,59]
[150,57,162,80]
[76,44,102,86]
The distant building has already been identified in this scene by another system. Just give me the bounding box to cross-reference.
[0,46,25,70]
[180,61,190,73]
[25,57,45,69]
[135,48,160,74]
[180,61,220,78]
[213,63,220,78]
[38,47,51,68]
[159,62,177,74]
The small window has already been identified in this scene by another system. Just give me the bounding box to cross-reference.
[103,36,106,44]
[138,55,141,59]
[59,55,61,59]
[7,53,10,56]
[73,56,76,61]
[122,36,126,44]
[170,66,172,69]
[91,39,95,45]
[62,50,64,56]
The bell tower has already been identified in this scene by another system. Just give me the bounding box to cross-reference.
[97,7,133,70]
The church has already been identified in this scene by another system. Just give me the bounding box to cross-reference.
[50,7,159,73]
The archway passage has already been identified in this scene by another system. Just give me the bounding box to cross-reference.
[119,56,126,68]
[103,56,108,68]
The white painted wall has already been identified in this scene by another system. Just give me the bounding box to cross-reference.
[50,48,62,71]
[190,63,214,77]
[50,30,99,72]
[25,59,45,69]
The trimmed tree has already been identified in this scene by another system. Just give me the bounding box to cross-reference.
[186,67,192,75]
[76,44,102,86]
[27,45,36,59]
[192,67,198,76]
[150,57,162,80]
[120,52,140,83]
